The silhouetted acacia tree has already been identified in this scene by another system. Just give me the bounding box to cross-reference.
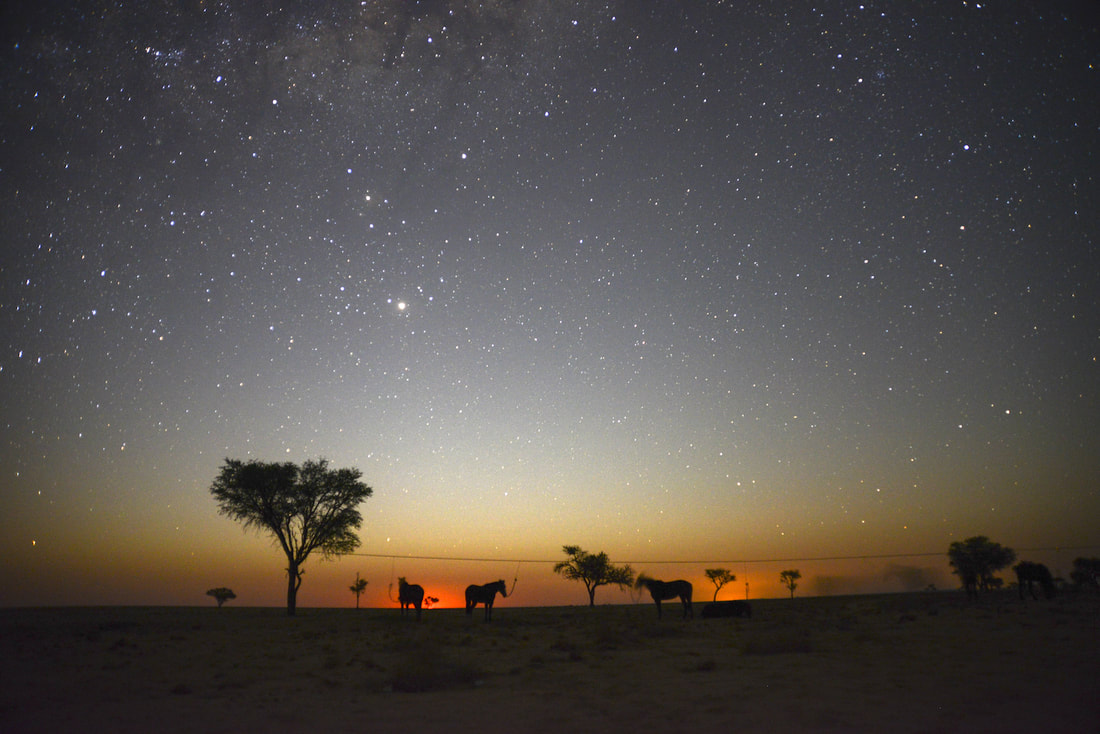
[350,574,368,609]
[780,569,801,598]
[705,568,736,602]
[206,587,236,607]
[1070,557,1100,590]
[947,536,1015,597]
[210,458,372,616]
[553,545,634,606]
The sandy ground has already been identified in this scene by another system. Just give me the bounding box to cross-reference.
[2,591,1098,733]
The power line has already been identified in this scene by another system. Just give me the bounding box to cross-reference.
[345,545,1099,566]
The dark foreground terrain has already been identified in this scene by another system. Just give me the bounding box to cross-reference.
[3,592,1098,733]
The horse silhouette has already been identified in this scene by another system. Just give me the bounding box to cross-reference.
[1014,561,1056,600]
[635,574,693,619]
[398,577,425,620]
[465,580,508,621]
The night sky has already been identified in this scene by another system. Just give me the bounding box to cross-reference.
[2,1,1097,609]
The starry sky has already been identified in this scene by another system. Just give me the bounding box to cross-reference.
[2,1,1097,609]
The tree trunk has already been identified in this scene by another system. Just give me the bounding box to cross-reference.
[587,586,596,606]
[287,561,300,616]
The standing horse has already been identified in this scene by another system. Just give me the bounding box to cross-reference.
[397,577,425,620]
[636,574,693,619]
[1014,561,1056,600]
[465,580,508,621]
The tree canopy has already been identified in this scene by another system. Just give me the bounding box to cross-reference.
[350,575,368,609]
[206,587,236,608]
[779,569,801,598]
[947,536,1016,596]
[553,545,635,606]
[1070,557,1100,590]
[704,568,736,602]
[210,457,372,615]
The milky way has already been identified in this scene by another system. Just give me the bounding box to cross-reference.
[2,1,1097,606]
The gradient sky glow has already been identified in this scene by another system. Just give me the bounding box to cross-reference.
[2,1,1097,609]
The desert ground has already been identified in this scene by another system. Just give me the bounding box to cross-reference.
[2,591,1097,733]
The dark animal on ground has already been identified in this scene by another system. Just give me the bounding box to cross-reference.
[700,600,752,618]
[465,579,508,621]
[1014,561,1056,600]
[398,577,425,620]
[635,575,693,619]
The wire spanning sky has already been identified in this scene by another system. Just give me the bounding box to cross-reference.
[2,1,1097,608]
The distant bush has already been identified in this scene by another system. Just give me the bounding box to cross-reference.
[206,587,236,608]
